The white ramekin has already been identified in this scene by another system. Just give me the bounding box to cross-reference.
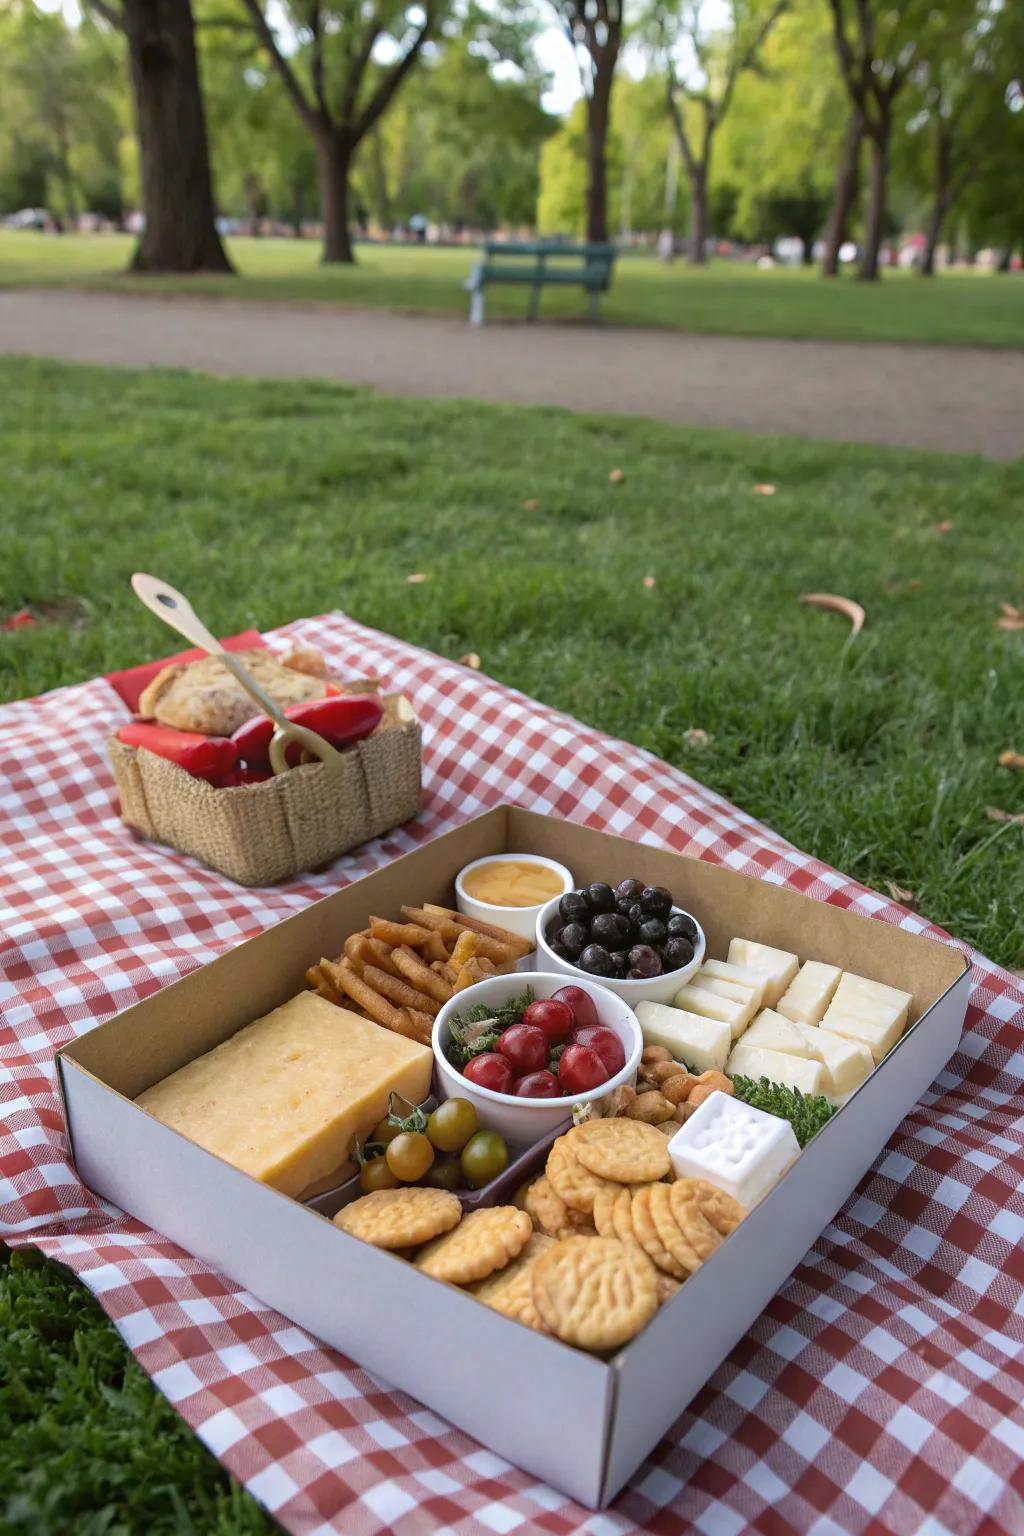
[454,853,574,943]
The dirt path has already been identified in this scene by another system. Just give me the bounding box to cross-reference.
[2,288,1020,458]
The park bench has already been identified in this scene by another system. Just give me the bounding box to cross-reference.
[466,240,617,325]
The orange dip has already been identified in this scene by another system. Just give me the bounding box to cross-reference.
[462,860,565,909]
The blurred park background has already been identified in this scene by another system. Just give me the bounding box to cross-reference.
[1,2,1023,1532]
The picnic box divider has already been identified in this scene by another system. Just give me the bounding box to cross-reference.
[58,806,970,1508]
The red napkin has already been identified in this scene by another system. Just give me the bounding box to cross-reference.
[105,631,265,713]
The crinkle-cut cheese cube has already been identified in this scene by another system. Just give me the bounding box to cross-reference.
[741,1008,812,1059]
[668,1092,799,1208]
[636,1001,730,1074]
[793,1022,874,1098]
[135,993,433,1198]
[727,939,799,1007]
[700,958,768,1012]
[819,973,912,1064]
[673,983,754,1039]
[726,1042,826,1097]
[776,961,842,1026]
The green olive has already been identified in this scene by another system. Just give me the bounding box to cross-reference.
[386,1131,435,1183]
[459,1130,509,1190]
[359,1157,399,1194]
[421,1154,463,1191]
[427,1097,478,1153]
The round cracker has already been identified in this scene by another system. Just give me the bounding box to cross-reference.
[669,1179,744,1261]
[334,1187,461,1250]
[629,1185,690,1279]
[545,1133,615,1214]
[470,1232,555,1331]
[645,1179,702,1275]
[415,1205,533,1285]
[531,1236,658,1351]
[572,1118,671,1184]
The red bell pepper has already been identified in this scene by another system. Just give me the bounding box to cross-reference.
[232,693,384,769]
[116,722,238,782]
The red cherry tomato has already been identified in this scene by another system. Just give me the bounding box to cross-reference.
[558,1044,610,1096]
[569,1025,626,1079]
[512,1070,563,1098]
[551,985,599,1032]
[522,998,574,1044]
[497,1022,548,1076]
[462,1052,514,1095]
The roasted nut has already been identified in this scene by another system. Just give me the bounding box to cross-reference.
[608,1085,636,1115]
[625,1091,675,1125]
[661,1072,697,1105]
[643,1060,683,1085]
[655,1120,678,1137]
[641,1045,672,1064]
[690,1070,732,1097]
[673,1100,698,1123]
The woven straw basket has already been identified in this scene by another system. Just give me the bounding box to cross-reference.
[108,695,421,886]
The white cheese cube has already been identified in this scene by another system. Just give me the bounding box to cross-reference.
[673,983,754,1039]
[741,1008,812,1058]
[776,961,842,1026]
[668,1091,799,1208]
[635,1001,730,1074]
[819,973,911,1063]
[727,939,799,1007]
[699,958,768,1012]
[726,1042,826,1097]
[792,1022,873,1098]
[819,1008,903,1065]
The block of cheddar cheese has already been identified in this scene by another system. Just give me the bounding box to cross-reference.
[135,993,433,1199]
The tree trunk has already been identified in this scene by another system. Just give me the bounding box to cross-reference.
[317,133,355,264]
[921,126,951,278]
[687,168,708,265]
[585,73,613,244]
[858,121,890,282]
[122,0,232,274]
[821,109,862,277]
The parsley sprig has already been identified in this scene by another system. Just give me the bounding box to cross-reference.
[731,1075,836,1148]
[446,988,534,1068]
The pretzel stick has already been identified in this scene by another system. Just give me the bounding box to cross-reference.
[362,963,442,1018]
[369,916,435,947]
[420,928,449,963]
[324,960,408,1033]
[404,1008,436,1042]
[447,926,517,968]
[345,933,404,979]
[453,957,499,992]
[400,906,464,944]
[423,903,533,957]
[392,944,454,1003]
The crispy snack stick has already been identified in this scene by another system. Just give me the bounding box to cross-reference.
[453,957,499,993]
[369,916,436,948]
[392,944,454,1003]
[405,1008,436,1042]
[400,906,465,945]
[423,903,533,958]
[420,928,449,964]
[362,962,442,1018]
[446,924,517,968]
[345,933,404,979]
[323,959,409,1034]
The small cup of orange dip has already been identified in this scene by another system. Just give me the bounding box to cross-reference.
[455,853,574,943]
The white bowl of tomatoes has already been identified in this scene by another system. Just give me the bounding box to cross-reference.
[432,972,643,1145]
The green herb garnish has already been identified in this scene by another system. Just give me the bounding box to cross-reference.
[731,1075,836,1148]
[446,988,534,1068]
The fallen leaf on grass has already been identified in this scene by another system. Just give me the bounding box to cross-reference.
[523,499,539,511]
[800,592,866,637]
[457,653,481,670]
[684,728,712,747]
[609,468,625,484]
[406,573,428,585]
[932,519,954,534]
[985,807,1024,827]
[885,881,917,908]
[1,609,37,631]
[908,579,922,591]
[996,604,1024,632]
[643,576,656,590]
[753,484,776,496]
[999,752,1024,771]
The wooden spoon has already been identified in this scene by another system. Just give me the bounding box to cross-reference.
[131,573,341,776]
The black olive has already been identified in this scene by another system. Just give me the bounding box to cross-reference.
[560,922,590,958]
[627,944,663,977]
[585,882,616,914]
[640,886,673,920]
[578,943,613,976]
[662,937,695,970]
[614,878,645,902]
[667,912,699,943]
[591,912,632,950]
[559,891,590,926]
[637,918,668,947]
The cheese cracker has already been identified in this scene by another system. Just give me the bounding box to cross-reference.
[334,1188,461,1250]
[416,1206,533,1285]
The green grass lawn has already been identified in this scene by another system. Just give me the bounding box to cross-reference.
[2,230,1023,347]
[1,355,1023,1533]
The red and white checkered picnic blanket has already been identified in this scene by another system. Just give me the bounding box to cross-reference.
[3,612,1024,1536]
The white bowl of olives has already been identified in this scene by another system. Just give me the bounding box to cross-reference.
[534,878,705,1004]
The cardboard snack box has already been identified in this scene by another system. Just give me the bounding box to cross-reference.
[58,807,969,1507]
